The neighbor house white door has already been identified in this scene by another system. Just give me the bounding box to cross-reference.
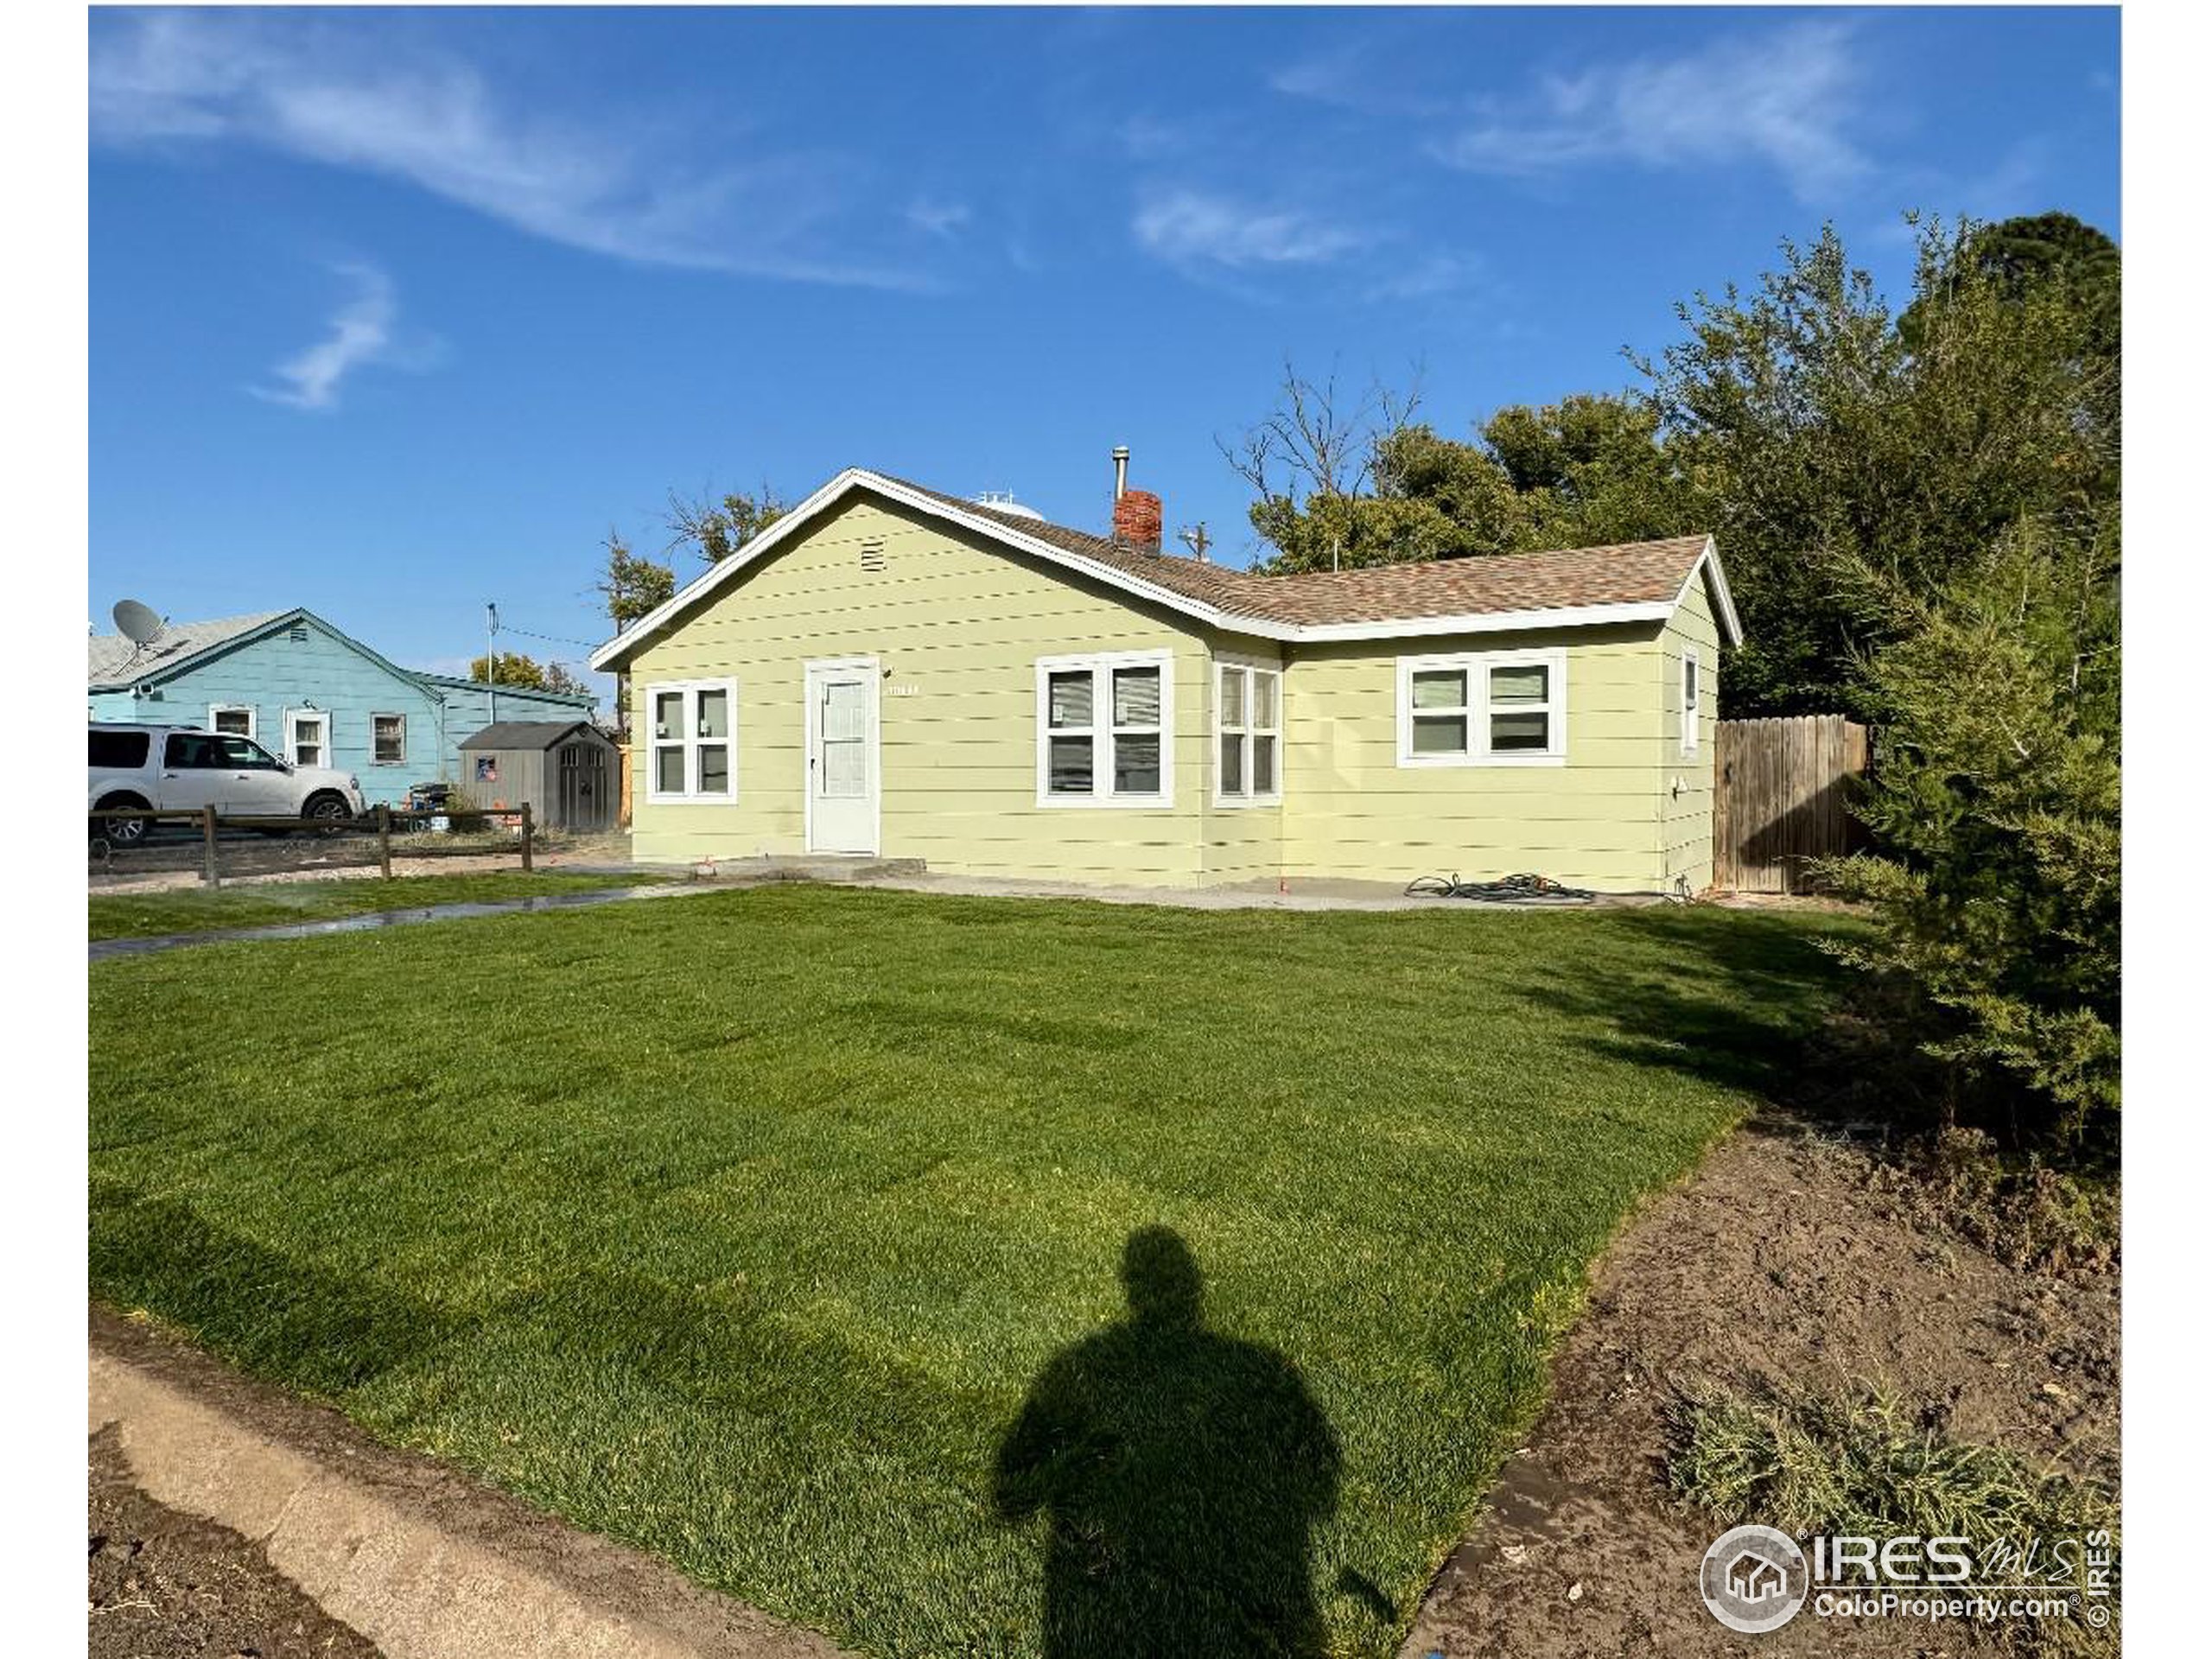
[804,659,879,855]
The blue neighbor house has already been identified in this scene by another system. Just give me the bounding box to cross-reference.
[87,607,598,806]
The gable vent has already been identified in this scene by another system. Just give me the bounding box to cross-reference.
[859,537,887,573]
[287,625,309,642]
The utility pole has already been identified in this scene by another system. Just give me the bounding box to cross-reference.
[1176,523,1212,563]
[486,601,499,727]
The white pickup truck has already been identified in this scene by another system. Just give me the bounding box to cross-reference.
[90,722,367,843]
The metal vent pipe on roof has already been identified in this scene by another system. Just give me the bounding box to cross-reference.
[1112,445,1130,502]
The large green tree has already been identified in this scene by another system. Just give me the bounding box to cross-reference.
[596,531,676,630]
[1820,508,2120,1147]
[469,650,588,696]
[1230,217,2119,717]
[1643,219,2119,715]
[666,486,788,563]
[1231,371,1690,575]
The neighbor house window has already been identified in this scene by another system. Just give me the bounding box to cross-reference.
[1035,652,1173,806]
[1396,649,1567,766]
[1680,646,1701,755]
[284,708,328,769]
[207,704,256,739]
[645,678,739,802]
[372,713,407,765]
[1216,661,1281,804]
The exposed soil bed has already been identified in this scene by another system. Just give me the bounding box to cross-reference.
[1403,1118,2119,1658]
[89,1424,385,1659]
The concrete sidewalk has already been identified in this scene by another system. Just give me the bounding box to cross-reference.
[89,1307,852,1659]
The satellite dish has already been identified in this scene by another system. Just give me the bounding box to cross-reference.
[111,600,163,645]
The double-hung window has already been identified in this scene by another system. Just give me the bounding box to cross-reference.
[1680,646,1701,755]
[1215,661,1282,804]
[1036,652,1173,806]
[372,713,407,765]
[1397,648,1567,766]
[645,678,738,802]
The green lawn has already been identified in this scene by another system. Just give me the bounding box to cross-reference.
[87,869,667,940]
[88,887,1854,1659]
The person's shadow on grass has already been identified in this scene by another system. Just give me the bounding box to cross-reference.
[993,1227,1341,1659]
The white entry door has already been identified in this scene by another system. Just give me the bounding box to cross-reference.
[805,659,879,855]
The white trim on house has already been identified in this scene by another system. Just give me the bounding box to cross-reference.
[207,703,257,740]
[590,470,1741,665]
[1679,541,1745,648]
[281,706,331,768]
[1395,647,1569,768]
[1033,649,1175,809]
[1212,655,1283,808]
[801,656,882,855]
[1680,645,1702,757]
[642,677,740,804]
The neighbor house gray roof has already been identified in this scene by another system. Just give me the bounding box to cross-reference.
[87,610,287,690]
[459,721,608,750]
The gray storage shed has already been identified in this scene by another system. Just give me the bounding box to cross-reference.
[458,721,620,832]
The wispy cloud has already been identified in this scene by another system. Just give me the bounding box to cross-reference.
[906,198,972,239]
[252,264,416,411]
[1432,23,1871,202]
[91,11,925,289]
[1131,187,1361,272]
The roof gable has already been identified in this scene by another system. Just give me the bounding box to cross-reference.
[590,467,1740,668]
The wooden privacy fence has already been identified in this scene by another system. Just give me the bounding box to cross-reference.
[1713,715,1871,894]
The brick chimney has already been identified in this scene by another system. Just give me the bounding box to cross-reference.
[1109,446,1162,551]
[1113,488,1163,552]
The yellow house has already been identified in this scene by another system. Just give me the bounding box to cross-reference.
[590,467,1740,894]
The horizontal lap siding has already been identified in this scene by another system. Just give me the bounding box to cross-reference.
[92,623,444,805]
[1659,575,1721,893]
[1280,625,1669,892]
[627,498,1222,884]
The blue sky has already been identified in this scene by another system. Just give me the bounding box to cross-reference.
[89,5,2120,697]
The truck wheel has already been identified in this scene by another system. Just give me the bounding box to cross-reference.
[92,794,151,844]
[302,792,353,835]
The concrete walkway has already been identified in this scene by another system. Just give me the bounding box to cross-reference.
[89,1306,852,1659]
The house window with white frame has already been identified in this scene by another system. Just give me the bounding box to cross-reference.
[1680,646,1701,755]
[207,704,256,740]
[1398,648,1567,766]
[645,679,738,802]
[1037,652,1173,805]
[372,712,407,765]
[1216,661,1281,804]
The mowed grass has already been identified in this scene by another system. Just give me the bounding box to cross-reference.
[87,869,666,940]
[89,886,1854,1658]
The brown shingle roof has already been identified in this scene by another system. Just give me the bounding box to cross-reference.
[876,474,1711,631]
[596,467,1727,669]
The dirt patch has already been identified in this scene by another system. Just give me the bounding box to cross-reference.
[90,1422,385,1659]
[1402,1120,2119,1658]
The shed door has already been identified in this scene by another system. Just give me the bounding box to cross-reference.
[557,742,612,833]
[804,660,879,855]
